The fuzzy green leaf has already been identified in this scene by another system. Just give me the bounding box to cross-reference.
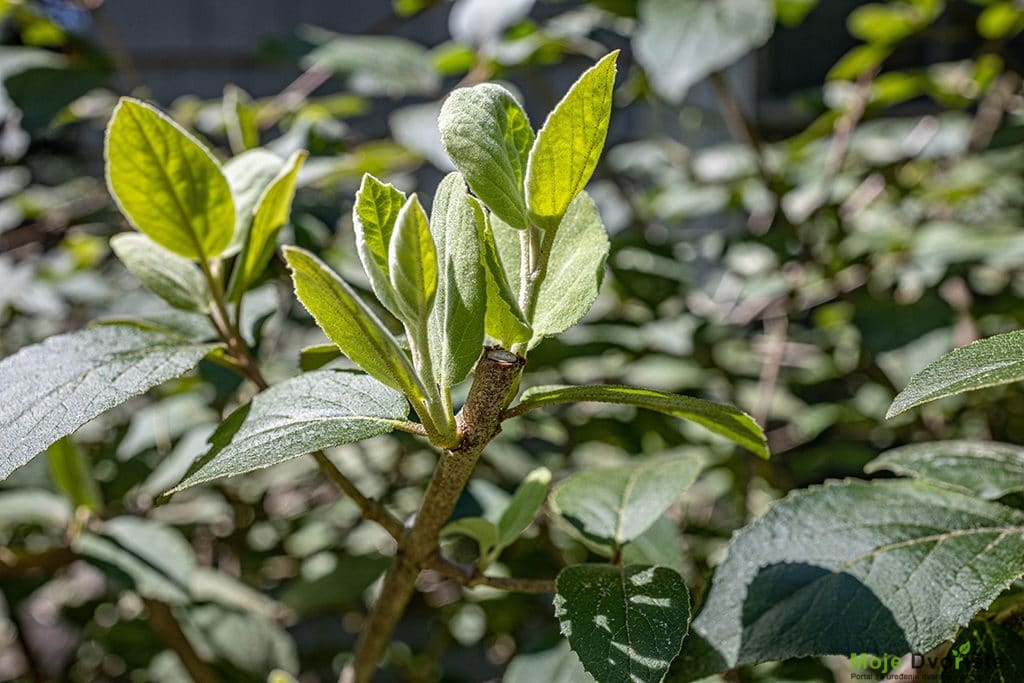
[888,331,1024,417]
[634,0,775,103]
[525,52,617,230]
[480,210,531,346]
[676,480,1024,680]
[389,194,437,325]
[0,325,220,480]
[555,564,690,683]
[223,149,285,255]
[509,384,769,458]
[427,173,486,387]
[105,97,235,260]
[170,370,407,492]
[353,173,407,315]
[439,83,534,229]
[551,456,702,552]
[110,232,208,312]
[496,466,551,554]
[867,440,1024,500]
[284,246,422,398]
[229,149,307,299]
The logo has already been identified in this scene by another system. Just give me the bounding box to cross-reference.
[849,640,973,678]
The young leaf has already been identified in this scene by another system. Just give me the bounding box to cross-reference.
[47,436,103,512]
[0,325,220,480]
[229,149,308,299]
[105,97,235,261]
[634,0,775,103]
[495,466,551,555]
[525,51,617,230]
[866,440,1024,500]
[508,384,769,459]
[73,516,193,604]
[388,194,437,325]
[170,370,407,492]
[442,517,499,561]
[555,564,690,683]
[887,331,1024,417]
[110,232,208,312]
[531,192,609,342]
[427,172,486,387]
[550,455,701,553]
[480,210,531,346]
[676,480,1024,680]
[353,173,407,316]
[622,516,686,575]
[223,148,285,255]
[299,343,343,371]
[439,83,534,229]
[283,246,423,398]
[504,640,592,683]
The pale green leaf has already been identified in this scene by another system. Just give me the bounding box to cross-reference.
[525,52,618,230]
[503,641,592,683]
[0,326,220,480]
[551,455,702,552]
[301,28,440,97]
[443,517,499,560]
[676,480,1024,680]
[496,466,551,554]
[439,83,534,229]
[171,370,407,492]
[389,194,437,324]
[223,148,285,255]
[284,246,422,398]
[353,173,407,315]
[110,232,208,312]
[508,384,769,458]
[47,436,102,512]
[531,192,609,341]
[427,172,486,387]
[555,564,690,683]
[867,440,1024,500]
[0,490,71,529]
[73,516,193,604]
[887,331,1024,418]
[480,210,531,346]
[622,516,686,575]
[105,97,235,260]
[634,0,775,103]
[229,149,307,299]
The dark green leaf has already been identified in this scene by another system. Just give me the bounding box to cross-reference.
[47,436,102,512]
[867,440,1024,500]
[509,384,769,458]
[677,480,1024,680]
[171,370,407,492]
[941,619,1024,682]
[888,331,1024,417]
[555,564,690,683]
[0,326,220,480]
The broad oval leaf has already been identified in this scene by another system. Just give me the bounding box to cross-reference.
[353,173,407,316]
[105,97,235,260]
[508,384,769,459]
[427,173,486,387]
[73,516,194,604]
[555,564,690,683]
[0,325,220,480]
[503,640,592,683]
[634,0,775,103]
[551,456,701,552]
[389,194,437,325]
[284,246,423,399]
[439,83,534,229]
[170,370,407,492]
[110,232,208,312]
[866,440,1024,500]
[887,331,1024,417]
[676,480,1024,680]
[229,149,307,299]
[525,51,618,230]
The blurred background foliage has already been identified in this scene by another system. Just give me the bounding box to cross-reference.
[1,0,1023,681]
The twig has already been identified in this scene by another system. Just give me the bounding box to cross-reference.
[425,556,555,594]
[312,451,404,539]
[709,70,764,157]
[144,598,219,683]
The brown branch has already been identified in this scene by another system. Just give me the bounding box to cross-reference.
[312,451,404,539]
[341,347,526,683]
[144,598,219,683]
[425,556,555,594]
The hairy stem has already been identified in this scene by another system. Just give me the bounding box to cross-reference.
[341,346,526,683]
